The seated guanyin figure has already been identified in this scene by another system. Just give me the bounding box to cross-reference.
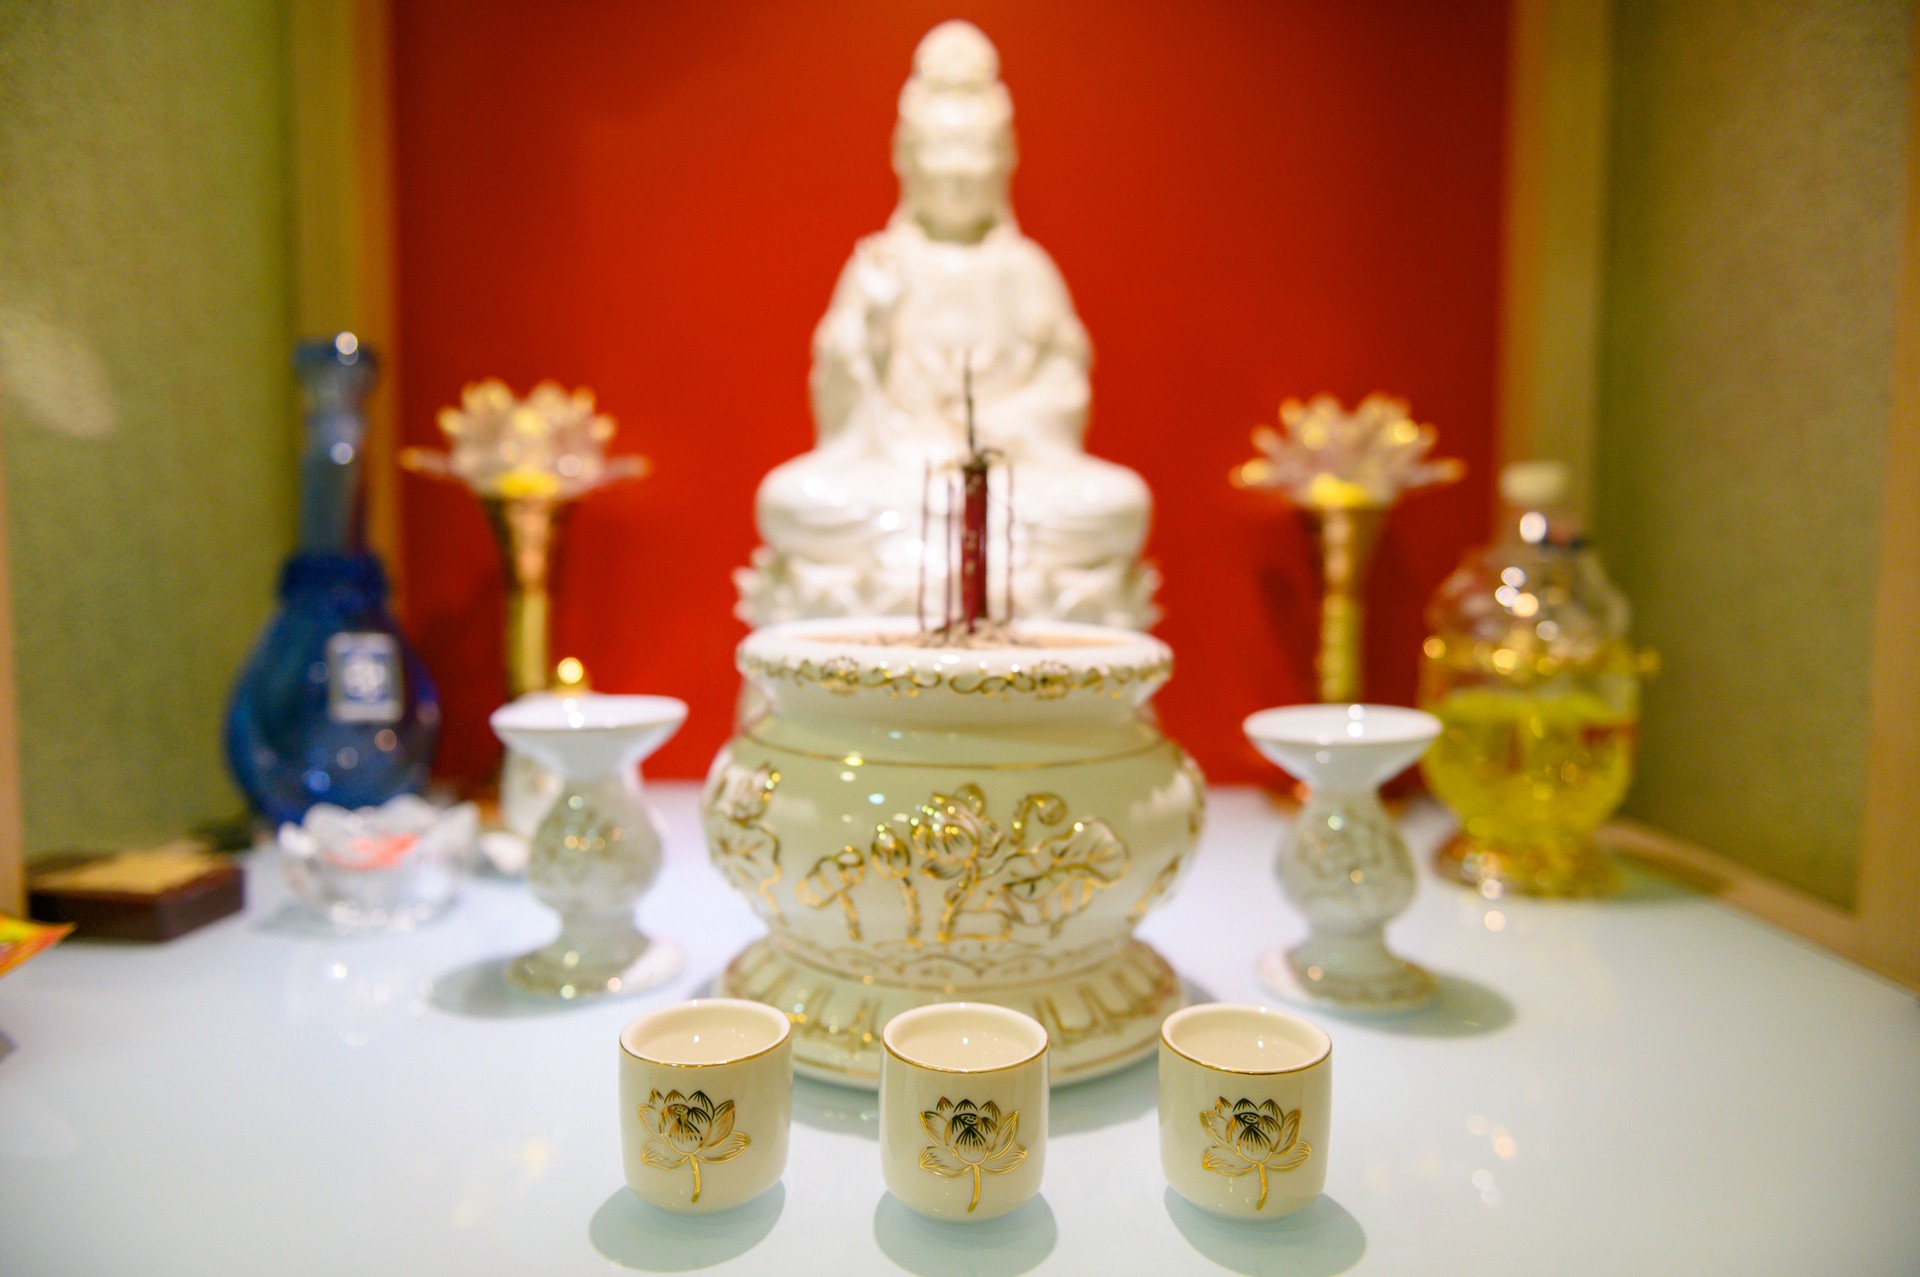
[737,20,1158,628]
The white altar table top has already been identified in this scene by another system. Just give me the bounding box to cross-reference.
[3,783,1916,1275]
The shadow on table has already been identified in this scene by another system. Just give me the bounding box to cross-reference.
[794,1074,880,1138]
[1608,857,1717,906]
[1050,1053,1156,1135]
[254,903,365,938]
[1164,1189,1365,1277]
[589,1183,784,1271]
[1180,976,1221,1008]
[428,956,610,1019]
[1305,973,1514,1039]
[0,1028,13,1067]
[873,1192,1056,1277]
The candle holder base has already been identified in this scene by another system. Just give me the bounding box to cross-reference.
[1257,943,1435,1013]
[508,932,683,1002]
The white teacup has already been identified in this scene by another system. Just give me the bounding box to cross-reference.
[619,999,793,1213]
[1159,1003,1332,1219]
[880,1003,1048,1222]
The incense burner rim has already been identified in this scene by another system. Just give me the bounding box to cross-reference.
[738,617,1172,719]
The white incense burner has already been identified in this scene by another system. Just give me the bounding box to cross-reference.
[702,617,1204,1086]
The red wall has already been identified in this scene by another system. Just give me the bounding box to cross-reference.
[391,0,1509,785]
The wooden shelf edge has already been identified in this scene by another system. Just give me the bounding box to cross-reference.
[1604,819,1914,993]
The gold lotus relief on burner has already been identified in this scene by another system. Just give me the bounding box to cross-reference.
[705,762,784,922]
[793,784,1129,946]
[1130,753,1207,920]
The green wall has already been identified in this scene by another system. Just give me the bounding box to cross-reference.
[0,1,294,853]
[1597,0,1909,906]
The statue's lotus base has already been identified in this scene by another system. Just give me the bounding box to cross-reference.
[720,936,1184,1088]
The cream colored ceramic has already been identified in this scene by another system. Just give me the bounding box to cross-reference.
[880,1003,1048,1222]
[703,616,1205,1086]
[1245,704,1441,1011]
[618,998,793,1214]
[490,693,687,999]
[1159,1003,1332,1220]
[738,21,1158,631]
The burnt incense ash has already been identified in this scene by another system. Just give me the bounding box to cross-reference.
[916,363,1021,643]
[817,623,1129,651]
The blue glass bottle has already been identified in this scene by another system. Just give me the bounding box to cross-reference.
[226,334,440,824]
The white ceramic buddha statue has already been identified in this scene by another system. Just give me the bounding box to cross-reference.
[736,20,1159,629]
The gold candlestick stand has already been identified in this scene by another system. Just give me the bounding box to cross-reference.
[1233,395,1461,705]
[1311,502,1384,704]
[402,380,646,704]
[485,494,569,699]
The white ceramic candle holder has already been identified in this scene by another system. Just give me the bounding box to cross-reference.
[879,1003,1049,1222]
[489,693,687,1000]
[1244,704,1441,1012]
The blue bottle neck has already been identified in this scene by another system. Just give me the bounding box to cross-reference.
[278,551,391,611]
[294,336,378,554]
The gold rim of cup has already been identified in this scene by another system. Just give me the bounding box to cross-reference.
[620,997,793,1067]
[1159,1003,1332,1076]
[881,1002,1051,1075]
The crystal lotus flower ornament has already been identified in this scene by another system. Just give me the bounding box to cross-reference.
[278,795,476,931]
[402,380,649,698]
[636,1089,750,1205]
[407,379,647,501]
[918,1097,1027,1213]
[1199,1097,1312,1211]
[1231,393,1464,702]
[1233,393,1462,510]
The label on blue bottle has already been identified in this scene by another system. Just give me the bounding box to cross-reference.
[326,632,404,724]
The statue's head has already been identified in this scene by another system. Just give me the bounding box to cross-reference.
[893,21,1016,242]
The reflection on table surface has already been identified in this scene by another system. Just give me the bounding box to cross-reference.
[1,784,1916,1275]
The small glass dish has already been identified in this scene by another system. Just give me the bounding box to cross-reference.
[279,796,476,932]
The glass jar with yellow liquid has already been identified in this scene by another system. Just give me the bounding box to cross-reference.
[1419,462,1652,896]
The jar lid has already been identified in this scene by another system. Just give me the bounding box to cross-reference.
[1499,460,1570,507]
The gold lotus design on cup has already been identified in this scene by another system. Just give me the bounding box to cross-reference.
[1200,1097,1312,1210]
[636,1089,751,1205]
[918,1097,1027,1214]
